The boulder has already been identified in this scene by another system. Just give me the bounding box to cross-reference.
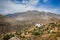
[9,36,20,40]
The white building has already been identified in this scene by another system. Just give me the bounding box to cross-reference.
[35,24,41,27]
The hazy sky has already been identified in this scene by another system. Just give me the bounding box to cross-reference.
[0,0,60,15]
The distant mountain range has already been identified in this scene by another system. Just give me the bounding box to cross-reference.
[6,10,60,21]
[0,10,60,33]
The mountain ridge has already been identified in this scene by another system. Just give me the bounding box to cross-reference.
[0,10,60,33]
[6,10,60,21]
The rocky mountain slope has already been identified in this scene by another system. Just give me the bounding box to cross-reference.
[0,10,60,34]
[0,15,18,33]
[6,10,60,21]
[0,11,60,40]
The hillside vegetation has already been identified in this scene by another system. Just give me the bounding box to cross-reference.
[0,11,60,40]
[1,18,60,40]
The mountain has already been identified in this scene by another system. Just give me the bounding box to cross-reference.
[0,15,36,33]
[6,10,60,21]
[0,10,60,33]
[0,15,31,33]
[1,10,60,40]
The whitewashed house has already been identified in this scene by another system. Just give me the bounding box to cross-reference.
[35,24,41,27]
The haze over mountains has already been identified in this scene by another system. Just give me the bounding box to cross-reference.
[0,10,60,33]
[6,10,60,21]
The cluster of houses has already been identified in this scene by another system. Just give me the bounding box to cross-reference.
[35,24,43,28]
[34,23,58,33]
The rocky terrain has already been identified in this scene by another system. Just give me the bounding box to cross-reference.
[0,10,60,40]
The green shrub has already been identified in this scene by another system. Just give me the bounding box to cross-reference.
[3,33,14,40]
[49,23,57,28]
[32,31,40,36]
